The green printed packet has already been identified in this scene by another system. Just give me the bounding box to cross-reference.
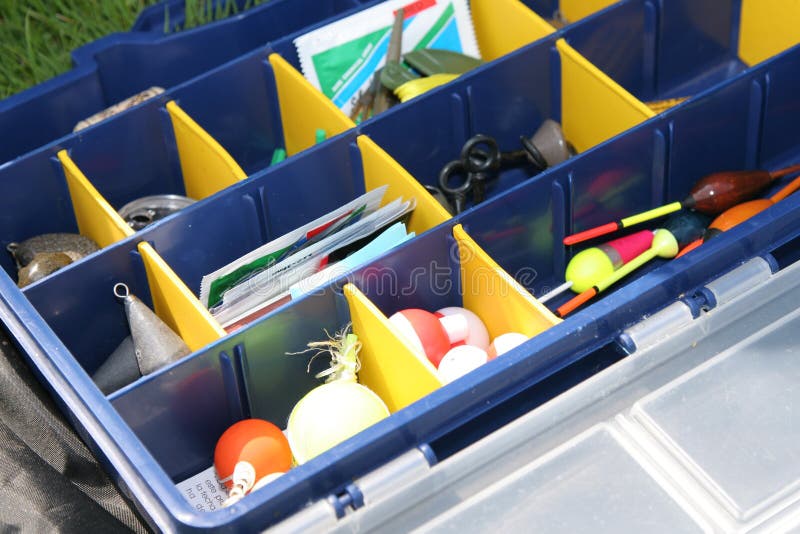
[199,187,387,308]
[294,0,480,117]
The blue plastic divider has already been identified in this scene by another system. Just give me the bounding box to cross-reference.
[0,0,361,166]
[169,48,285,175]
[352,227,458,315]
[129,0,180,32]
[759,51,800,167]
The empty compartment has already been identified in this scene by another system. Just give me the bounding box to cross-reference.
[170,48,357,175]
[360,36,652,215]
[523,0,622,26]
[61,94,250,217]
[145,130,448,332]
[269,0,557,121]
[758,40,800,171]
[0,0,362,165]
[562,0,800,109]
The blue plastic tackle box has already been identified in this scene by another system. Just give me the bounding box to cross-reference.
[1,0,799,531]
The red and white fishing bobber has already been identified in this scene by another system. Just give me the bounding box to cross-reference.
[434,307,493,383]
[438,345,488,383]
[439,329,529,383]
[435,307,490,351]
[214,419,292,506]
[487,333,528,359]
[389,308,468,367]
[438,331,528,383]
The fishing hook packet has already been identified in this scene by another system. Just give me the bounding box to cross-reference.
[294,0,480,117]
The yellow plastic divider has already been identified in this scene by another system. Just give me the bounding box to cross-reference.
[557,39,655,153]
[471,0,556,61]
[165,101,247,200]
[560,0,619,23]
[269,53,356,156]
[357,135,450,236]
[738,0,800,66]
[344,284,442,412]
[453,225,560,337]
[137,242,226,352]
[57,150,134,248]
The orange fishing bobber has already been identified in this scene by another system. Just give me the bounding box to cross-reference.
[214,419,292,506]
[706,174,800,240]
[676,173,800,258]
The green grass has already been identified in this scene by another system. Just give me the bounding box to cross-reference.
[0,0,267,99]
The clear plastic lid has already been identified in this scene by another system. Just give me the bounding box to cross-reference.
[633,313,800,521]
[419,426,704,533]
